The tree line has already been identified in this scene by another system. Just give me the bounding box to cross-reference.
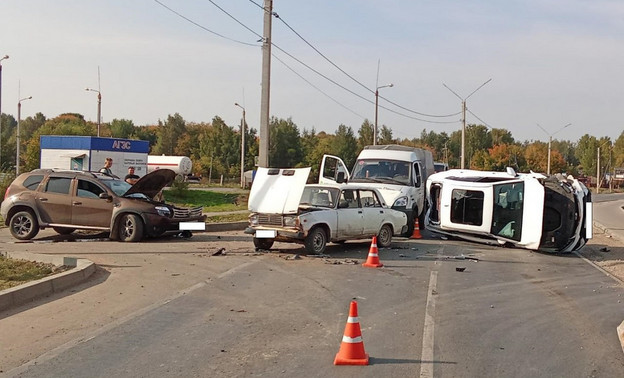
[1,111,623,184]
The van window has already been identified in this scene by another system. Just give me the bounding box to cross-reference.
[413,163,421,187]
[450,189,484,226]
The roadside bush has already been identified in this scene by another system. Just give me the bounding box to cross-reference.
[168,175,190,197]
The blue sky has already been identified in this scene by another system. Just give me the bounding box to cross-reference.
[1,0,623,143]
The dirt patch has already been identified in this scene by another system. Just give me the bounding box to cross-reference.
[578,231,624,283]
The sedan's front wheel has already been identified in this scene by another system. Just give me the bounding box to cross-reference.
[377,224,393,248]
[118,214,144,242]
[304,227,327,254]
[9,211,39,240]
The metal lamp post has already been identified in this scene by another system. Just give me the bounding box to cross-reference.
[16,95,32,175]
[0,54,9,167]
[374,83,393,145]
[85,87,101,136]
[536,123,571,175]
[443,79,491,169]
[235,103,246,188]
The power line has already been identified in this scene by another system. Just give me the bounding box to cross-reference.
[154,0,258,46]
[158,0,461,125]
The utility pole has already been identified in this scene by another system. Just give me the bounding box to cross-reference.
[443,79,491,169]
[258,0,273,167]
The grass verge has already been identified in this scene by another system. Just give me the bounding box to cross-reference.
[0,256,68,291]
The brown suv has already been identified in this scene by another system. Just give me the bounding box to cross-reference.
[1,169,206,242]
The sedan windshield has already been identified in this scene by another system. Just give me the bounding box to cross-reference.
[300,187,340,208]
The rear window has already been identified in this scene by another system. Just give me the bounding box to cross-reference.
[44,177,72,195]
[23,175,44,190]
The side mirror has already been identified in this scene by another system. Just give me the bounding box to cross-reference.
[336,171,345,184]
[506,167,517,177]
[99,192,112,200]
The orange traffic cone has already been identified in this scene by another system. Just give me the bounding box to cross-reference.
[362,236,383,268]
[334,301,369,366]
[410,218,422,239]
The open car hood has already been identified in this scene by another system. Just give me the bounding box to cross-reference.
[124,168,176,199]
[248,167,311,214]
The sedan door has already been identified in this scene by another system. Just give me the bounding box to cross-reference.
[359,189,387,236]
[335,189,363,238]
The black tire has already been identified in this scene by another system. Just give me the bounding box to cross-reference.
[377,224,393,248]
[118,213,144,242]
[53,227,75,235]
[9,211,39,240]
[253,237,274,250]
[418,205,427,230]
[304,227,327,254]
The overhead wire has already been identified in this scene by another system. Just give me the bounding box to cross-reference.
[157,0,462,125]
[153,0,258,46]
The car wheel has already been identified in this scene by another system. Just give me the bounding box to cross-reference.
[53,227,75,235]
[253,237,274,250]
[377,224,393,248]
[9,211,39,240]
[118,214,144,242]
[304,227,327,254]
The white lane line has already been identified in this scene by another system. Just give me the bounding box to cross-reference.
[420,270,438,378]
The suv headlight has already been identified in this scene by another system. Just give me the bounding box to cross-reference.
[249,214,259,226]
[155,205,171,217]
[393,196,408,208]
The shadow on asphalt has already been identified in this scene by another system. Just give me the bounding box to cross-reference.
[0,266,111,320]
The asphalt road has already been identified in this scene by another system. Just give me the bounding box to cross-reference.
[1,226,623,377]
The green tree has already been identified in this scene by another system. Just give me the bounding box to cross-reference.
[269,117,302,168]
[378,125,394,145]
[357,119,374,150]
[153,113,186,155]
[332,124,358,169]
[613,131,624,168]
[110,119,135,139]
[490,128,514,146]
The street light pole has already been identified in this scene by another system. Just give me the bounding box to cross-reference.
[374,83,393,145]
[0,54,9,168]
[85,88,101,136]
[16,95,32,175]
[536,123,571,175]
[235,103,246,189]
[443,79,491,169]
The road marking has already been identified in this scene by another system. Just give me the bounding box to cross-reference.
[420,269,438,378]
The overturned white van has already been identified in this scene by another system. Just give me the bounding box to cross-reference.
[425,168,593,253]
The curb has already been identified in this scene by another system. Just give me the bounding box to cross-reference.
[204,221,247,232]
[0,251,96,312]
[593,220,624,243]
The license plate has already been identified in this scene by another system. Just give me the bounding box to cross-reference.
[256,229,277,238]
[179,222,206,231]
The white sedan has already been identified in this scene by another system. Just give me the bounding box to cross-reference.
[245,167,408,254]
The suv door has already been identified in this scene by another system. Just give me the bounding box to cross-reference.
[72,178,114,228]
[36,176,73,224]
